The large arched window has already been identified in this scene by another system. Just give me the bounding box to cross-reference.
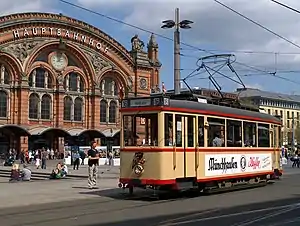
[101,77,118,96]
[29,93,39,119]
[29,68,52,88]
[41,95,51,120]
[74,97,83,121]
[0,91,7,117]
[100,100,107,123]
[64,96,72,121]
[0,65,10,85]
[109,101,117,123]
[65,72,84,92]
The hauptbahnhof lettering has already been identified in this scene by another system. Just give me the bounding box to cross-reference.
[12,27,109,53]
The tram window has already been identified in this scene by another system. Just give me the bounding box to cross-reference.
[227,120,242,147]
[187,116,195,147]
[270,126,274,148]
[175,115,182,147]
[123,114,158,146]
[278,126,281,147]
[164,113,173,146]
[198,116,204,147]
[123,115,136,146]
[243,122,256,147]
[258,123,270,147]
[207,117,225,147]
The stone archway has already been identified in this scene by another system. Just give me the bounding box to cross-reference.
[67,128,105,146]
[28,127,70,155]
[0,124,30,158]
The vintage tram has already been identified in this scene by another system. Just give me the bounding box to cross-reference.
[119,93,282,194]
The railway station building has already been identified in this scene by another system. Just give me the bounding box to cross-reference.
[0,12,161,156]
[237,87,300,145]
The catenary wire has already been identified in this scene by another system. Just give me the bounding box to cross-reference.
[270,0,300,14]
[213,0,300,50]
[59,0,300,85]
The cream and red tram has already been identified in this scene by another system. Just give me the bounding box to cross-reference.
[119,94,282,193]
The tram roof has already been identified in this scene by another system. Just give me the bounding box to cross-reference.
[121,95,281,124]
[169,99,281,124]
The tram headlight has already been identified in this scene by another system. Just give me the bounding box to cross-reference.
[133,164,144,176]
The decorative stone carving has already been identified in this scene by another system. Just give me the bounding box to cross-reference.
[57,73,64,85]
[2,41,40,63]
[127,76,133,91]
[139,78,147,89]
[87,52,110,74]
[131,34,144,52]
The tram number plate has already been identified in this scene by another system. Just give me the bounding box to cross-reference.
[132,179,141,185]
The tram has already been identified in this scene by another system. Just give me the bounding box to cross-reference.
[118,93,282,194]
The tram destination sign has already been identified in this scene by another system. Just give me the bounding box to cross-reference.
[121,96,170,108]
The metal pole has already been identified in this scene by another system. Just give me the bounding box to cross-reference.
[292,117,295,152]
[174,8,181,95]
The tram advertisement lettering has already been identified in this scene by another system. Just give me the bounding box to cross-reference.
[207,157,238,171]
[204,153,273,177]
[248,157,260,169]
[261,156,271,169]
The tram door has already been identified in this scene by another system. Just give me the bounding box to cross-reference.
[176,115,196,178]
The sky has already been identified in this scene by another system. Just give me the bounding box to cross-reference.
[2,0,300,94]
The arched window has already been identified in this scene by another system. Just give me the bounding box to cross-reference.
[41,95,51,120]
[102,77,118,96]
[0,91,7,117]
[64,96,72,121]
[74,97,83,121]
[4,70,9,85]
[100,100,107,123]
[29,93,39,119]
[66,72,84,92]
[0,65,10,85]
[29,68,52,88]
[109,101,117,123]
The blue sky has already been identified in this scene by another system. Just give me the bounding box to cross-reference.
[4,0,300,95]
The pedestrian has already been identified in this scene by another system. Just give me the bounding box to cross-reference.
[73,151,80,170]
[88,141,99,189]
[41,148,48,169]
[80,151,86,165]
[35,156,40,169]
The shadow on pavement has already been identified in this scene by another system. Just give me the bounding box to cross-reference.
[78,187,200,201]
[78,184,267,202]
[86,195,300,226]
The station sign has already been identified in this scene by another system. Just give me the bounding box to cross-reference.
[12,27,109,53]
[204,153,272,177]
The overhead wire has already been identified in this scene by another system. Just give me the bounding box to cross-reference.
[270,0,300,14]
[213,0,300,49]
[59,0,300,85]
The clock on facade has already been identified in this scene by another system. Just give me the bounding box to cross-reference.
[49,52,68,71]
[139,78,147,89]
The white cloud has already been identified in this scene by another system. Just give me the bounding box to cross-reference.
[0,0,55,15]
[77,0,300,71]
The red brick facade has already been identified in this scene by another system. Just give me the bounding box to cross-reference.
[0,13,161,153]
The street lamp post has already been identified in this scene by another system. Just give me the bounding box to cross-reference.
[161,8,193,95]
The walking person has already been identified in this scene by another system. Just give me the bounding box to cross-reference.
[80,151,86,165]
[41,148,48,169]
[73,151,80,170]
[87,141,99,189]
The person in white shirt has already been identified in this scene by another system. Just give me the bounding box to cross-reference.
[61,164,68,177]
